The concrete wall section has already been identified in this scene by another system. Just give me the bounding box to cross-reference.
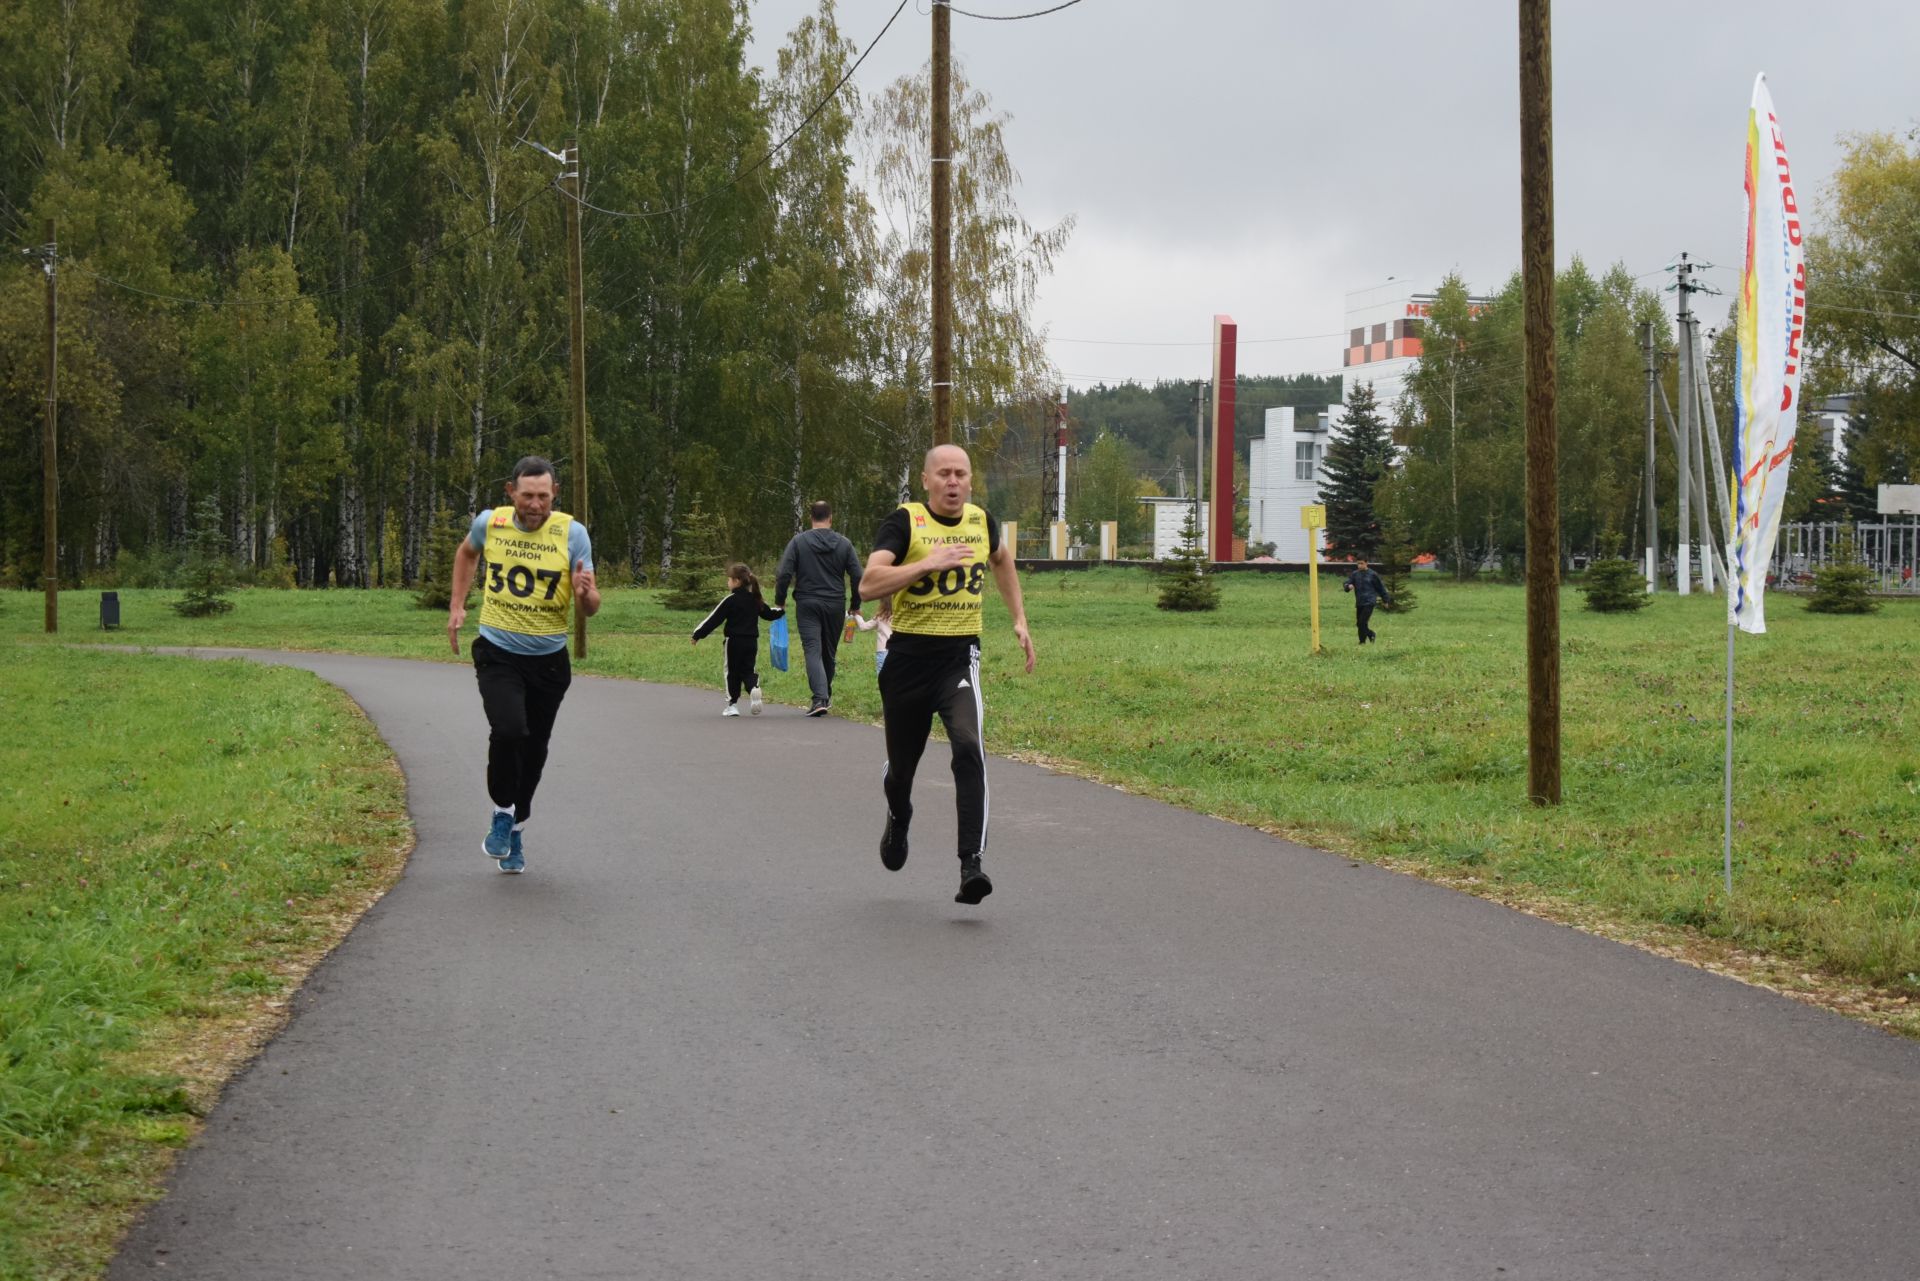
[1144,498,1208,560]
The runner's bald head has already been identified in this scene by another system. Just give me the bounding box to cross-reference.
[920,444,973,516]
[923,443,971,473]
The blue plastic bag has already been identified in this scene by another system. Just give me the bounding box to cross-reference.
[769,615,789,672]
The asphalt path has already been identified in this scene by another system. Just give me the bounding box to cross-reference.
[108,650,1920,1280]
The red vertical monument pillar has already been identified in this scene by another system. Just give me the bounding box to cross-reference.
[1210,314,1238,561]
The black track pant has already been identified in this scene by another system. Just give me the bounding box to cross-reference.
[724,634,759,702]
[794,597,844,704]
[879,643,987,862]
[472,635,572,823]
[1356,602,1377,643]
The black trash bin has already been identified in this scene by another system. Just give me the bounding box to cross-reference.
[100,591,120,630]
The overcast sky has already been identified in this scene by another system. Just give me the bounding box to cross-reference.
[744,0,1920,390]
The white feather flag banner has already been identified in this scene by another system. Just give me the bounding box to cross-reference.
[1729,74,1806,635]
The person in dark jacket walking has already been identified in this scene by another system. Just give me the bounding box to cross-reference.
[692,563,783,716]
[775,501,864,716]
[1343,558,1392,644]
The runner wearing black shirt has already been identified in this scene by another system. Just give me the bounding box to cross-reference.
[860,444,1035,905]
[1342,559,1393,645]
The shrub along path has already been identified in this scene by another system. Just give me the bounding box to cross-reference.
[104,648,1920,1280]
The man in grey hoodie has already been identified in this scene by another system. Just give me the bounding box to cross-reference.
[775,501,865,715]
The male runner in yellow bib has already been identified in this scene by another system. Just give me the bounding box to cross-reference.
[860,444,1034,904]
[446,456,600,873]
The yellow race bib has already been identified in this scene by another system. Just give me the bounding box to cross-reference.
[477,507,574,636]
[889,502,990,637]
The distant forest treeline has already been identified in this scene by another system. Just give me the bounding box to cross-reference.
[10,2,1906,587]
[0,0,1094,588]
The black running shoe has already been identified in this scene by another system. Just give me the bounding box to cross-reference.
[880,813,909,871]
[955,857,993,905]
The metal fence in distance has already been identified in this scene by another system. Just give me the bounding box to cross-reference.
[1769,519,1920,594]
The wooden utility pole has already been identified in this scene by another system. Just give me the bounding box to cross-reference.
[561,141,590,658]
[1038,393,1055,519]
[1519,0,1560,805]
[930,1,953,446]
[42,219,58,634]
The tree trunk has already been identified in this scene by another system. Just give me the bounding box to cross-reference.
[169,480,189,548]
[94,508,117,572]
[468,364,486,516]
[1449,359,1465,581]
[238,462,256,563]
[790,365,806,528]
[660,469,678,574]
[337,472,365,586]
[403,417,422,585]
[628,515,647,585]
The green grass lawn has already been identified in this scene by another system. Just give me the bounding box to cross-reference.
[10,572,1919,1008]
[0,646,407,1281]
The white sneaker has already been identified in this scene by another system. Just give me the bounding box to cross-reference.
[723,703,741,717]
[749,686,763,715]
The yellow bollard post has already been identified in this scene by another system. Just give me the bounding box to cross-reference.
[1301,505,1326,654]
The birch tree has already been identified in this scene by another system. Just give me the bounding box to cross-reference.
[859,62,1072,497]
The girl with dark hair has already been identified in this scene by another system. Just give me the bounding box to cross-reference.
[692,563,784,716]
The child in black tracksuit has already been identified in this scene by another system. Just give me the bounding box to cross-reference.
[692,563,784,716]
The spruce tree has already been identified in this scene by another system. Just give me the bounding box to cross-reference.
[658,502,728,611]
[415,508,477,610]
[171,496,239,618]
[1578,557,1651,613]
[1155,504,1220,612]
[1578,533,1650,614]
[1377,517,1419,614]
[1319,382,1395,561]
[1835,449,1879,524]
[1806,530,1879,614]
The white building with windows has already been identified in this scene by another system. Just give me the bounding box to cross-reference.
[1247,406,1331,561]
[1248,280,1497,562]
[1811,393,1858,464]
[1339,279,1438,416]
[1342,280,1496,409]
[1244,280,1509,563]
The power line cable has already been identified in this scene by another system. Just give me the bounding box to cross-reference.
[1817,303,1920,324]
[560,0,911,222]
[943,0,1087,19]
[1051,328,1348,347]
[1812,276,1920,303]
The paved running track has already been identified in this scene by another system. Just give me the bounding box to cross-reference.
[107,651,1920,1280]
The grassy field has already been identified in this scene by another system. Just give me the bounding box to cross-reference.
[10,572,1919,1019]
[0,647,408,1281]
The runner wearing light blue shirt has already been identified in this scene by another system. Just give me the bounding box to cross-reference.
[446,457,602,873]
[466,512,594,655]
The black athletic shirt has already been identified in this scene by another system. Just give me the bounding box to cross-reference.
[691,586,783,641]
[871,504,1000,658]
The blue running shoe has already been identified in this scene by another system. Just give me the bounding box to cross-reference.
[498,829,525,874]
[485,810,514,859]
